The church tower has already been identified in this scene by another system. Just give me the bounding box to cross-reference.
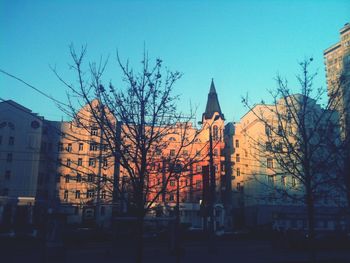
[202,79,225,142]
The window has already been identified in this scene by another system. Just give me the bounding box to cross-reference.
[101,190,106,199]
[169,137,176,141]
[58,143,64,151]
[103,158,108,167]
[6,153,12,162]
[8,136,14,145]
[292,177,296,187]
[236,154,240,163]
[156,149,161,156]
[76,173,82,182]
[236,168,240,177]
[88,174,94,182]
[213,125,219,141]
[5,170,11,180]
[67,143,72,152]
[78,158,82,166]
[196,165,202,173]
[170,180,175,186]
[79,143,84,151]
[196,180,201,188]
[90,143,98,151]
[213,149,218,156]
[102,174,107,183]
[281,176,286,187]
[170,149,175,157]
[87,190,94,198]
[267,158,273,168]
[65,175,70,183]
[277,125,283,135]
[265,142,272,151]
[237,183,241,191]
[66,159,71,167]
[91,128,98,136]
[267,175,275,186]
[64,190,68,200]
[89,158,95,167]
[196,150,201,157]
[265,125,271,136]
[75,190,80,199]
[169,193,174,201]
[183,150,188,157]
[235,139,239,148]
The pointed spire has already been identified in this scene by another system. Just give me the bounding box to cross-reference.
[203,79,225,120]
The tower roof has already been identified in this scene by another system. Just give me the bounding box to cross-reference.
[203,79,225,120]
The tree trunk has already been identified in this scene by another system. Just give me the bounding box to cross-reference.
[306,185,316,263]
[135,214,144,263]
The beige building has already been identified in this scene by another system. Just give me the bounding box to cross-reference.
[231,95,346,230]
[324,22,350,140]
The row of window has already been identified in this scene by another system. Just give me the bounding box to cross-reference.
[58,157,109,167]
[63,173,108,183]
[0,136,15,146]
[63,189,107,200]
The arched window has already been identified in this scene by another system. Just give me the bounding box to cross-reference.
[213,125,219,141]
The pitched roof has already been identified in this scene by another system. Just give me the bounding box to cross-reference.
[203,79,225,120]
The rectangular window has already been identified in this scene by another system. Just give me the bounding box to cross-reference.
[292,177,296,187]
[213,149,218,156]
[265,142,272,151]
[58,143,64,151]
[6,153,12,162]
[64,190,68,200]
[235,139,239,148]
[183,150,188,157]
[66,159,71,167]
[170,180,175,186]
[103,158,108,167]
[5,170,11,180]
[169,193,174,201]
[90,143,98,151]
[267,158,273,168]
[78,158,82,166]
[75,190,80,199]
[265,125,271,136]
[236,154,240,163]
[196,180,201,188]
[87,190,94,198]
[79,143,84,151]
[88,174,94,182]
[281,176,286,187]
[196,165,202,173]
[170,149,175,157]
[91,128,98,136]
[236,168,240,177]
[57,158,62,166]
[76,173,82,182]
[89,158,95,167]
[237,183,241,191]
[102,174,107,183]
[268,175,275,186]
[65,175,70,183]
[8,136,14,145]
[101,190,106,199]
[67,143,72,152]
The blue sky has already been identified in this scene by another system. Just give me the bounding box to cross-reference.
[0,0,349,122]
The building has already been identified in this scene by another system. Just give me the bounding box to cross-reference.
[0,100,45,226]
[230,95,347,231]
[324,22,350,140]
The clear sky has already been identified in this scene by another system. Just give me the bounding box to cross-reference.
[0,0,349,123]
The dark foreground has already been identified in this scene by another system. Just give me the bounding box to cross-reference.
[1,238,350,263]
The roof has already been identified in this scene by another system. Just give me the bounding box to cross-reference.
[202,79,225,120]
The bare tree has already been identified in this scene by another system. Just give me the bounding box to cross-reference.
[240,58,347,253]
[52,45,208,263]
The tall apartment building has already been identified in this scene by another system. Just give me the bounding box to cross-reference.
[230,95,346,230]
[324,22,350,140]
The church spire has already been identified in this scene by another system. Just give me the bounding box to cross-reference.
[203,78,225,120]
